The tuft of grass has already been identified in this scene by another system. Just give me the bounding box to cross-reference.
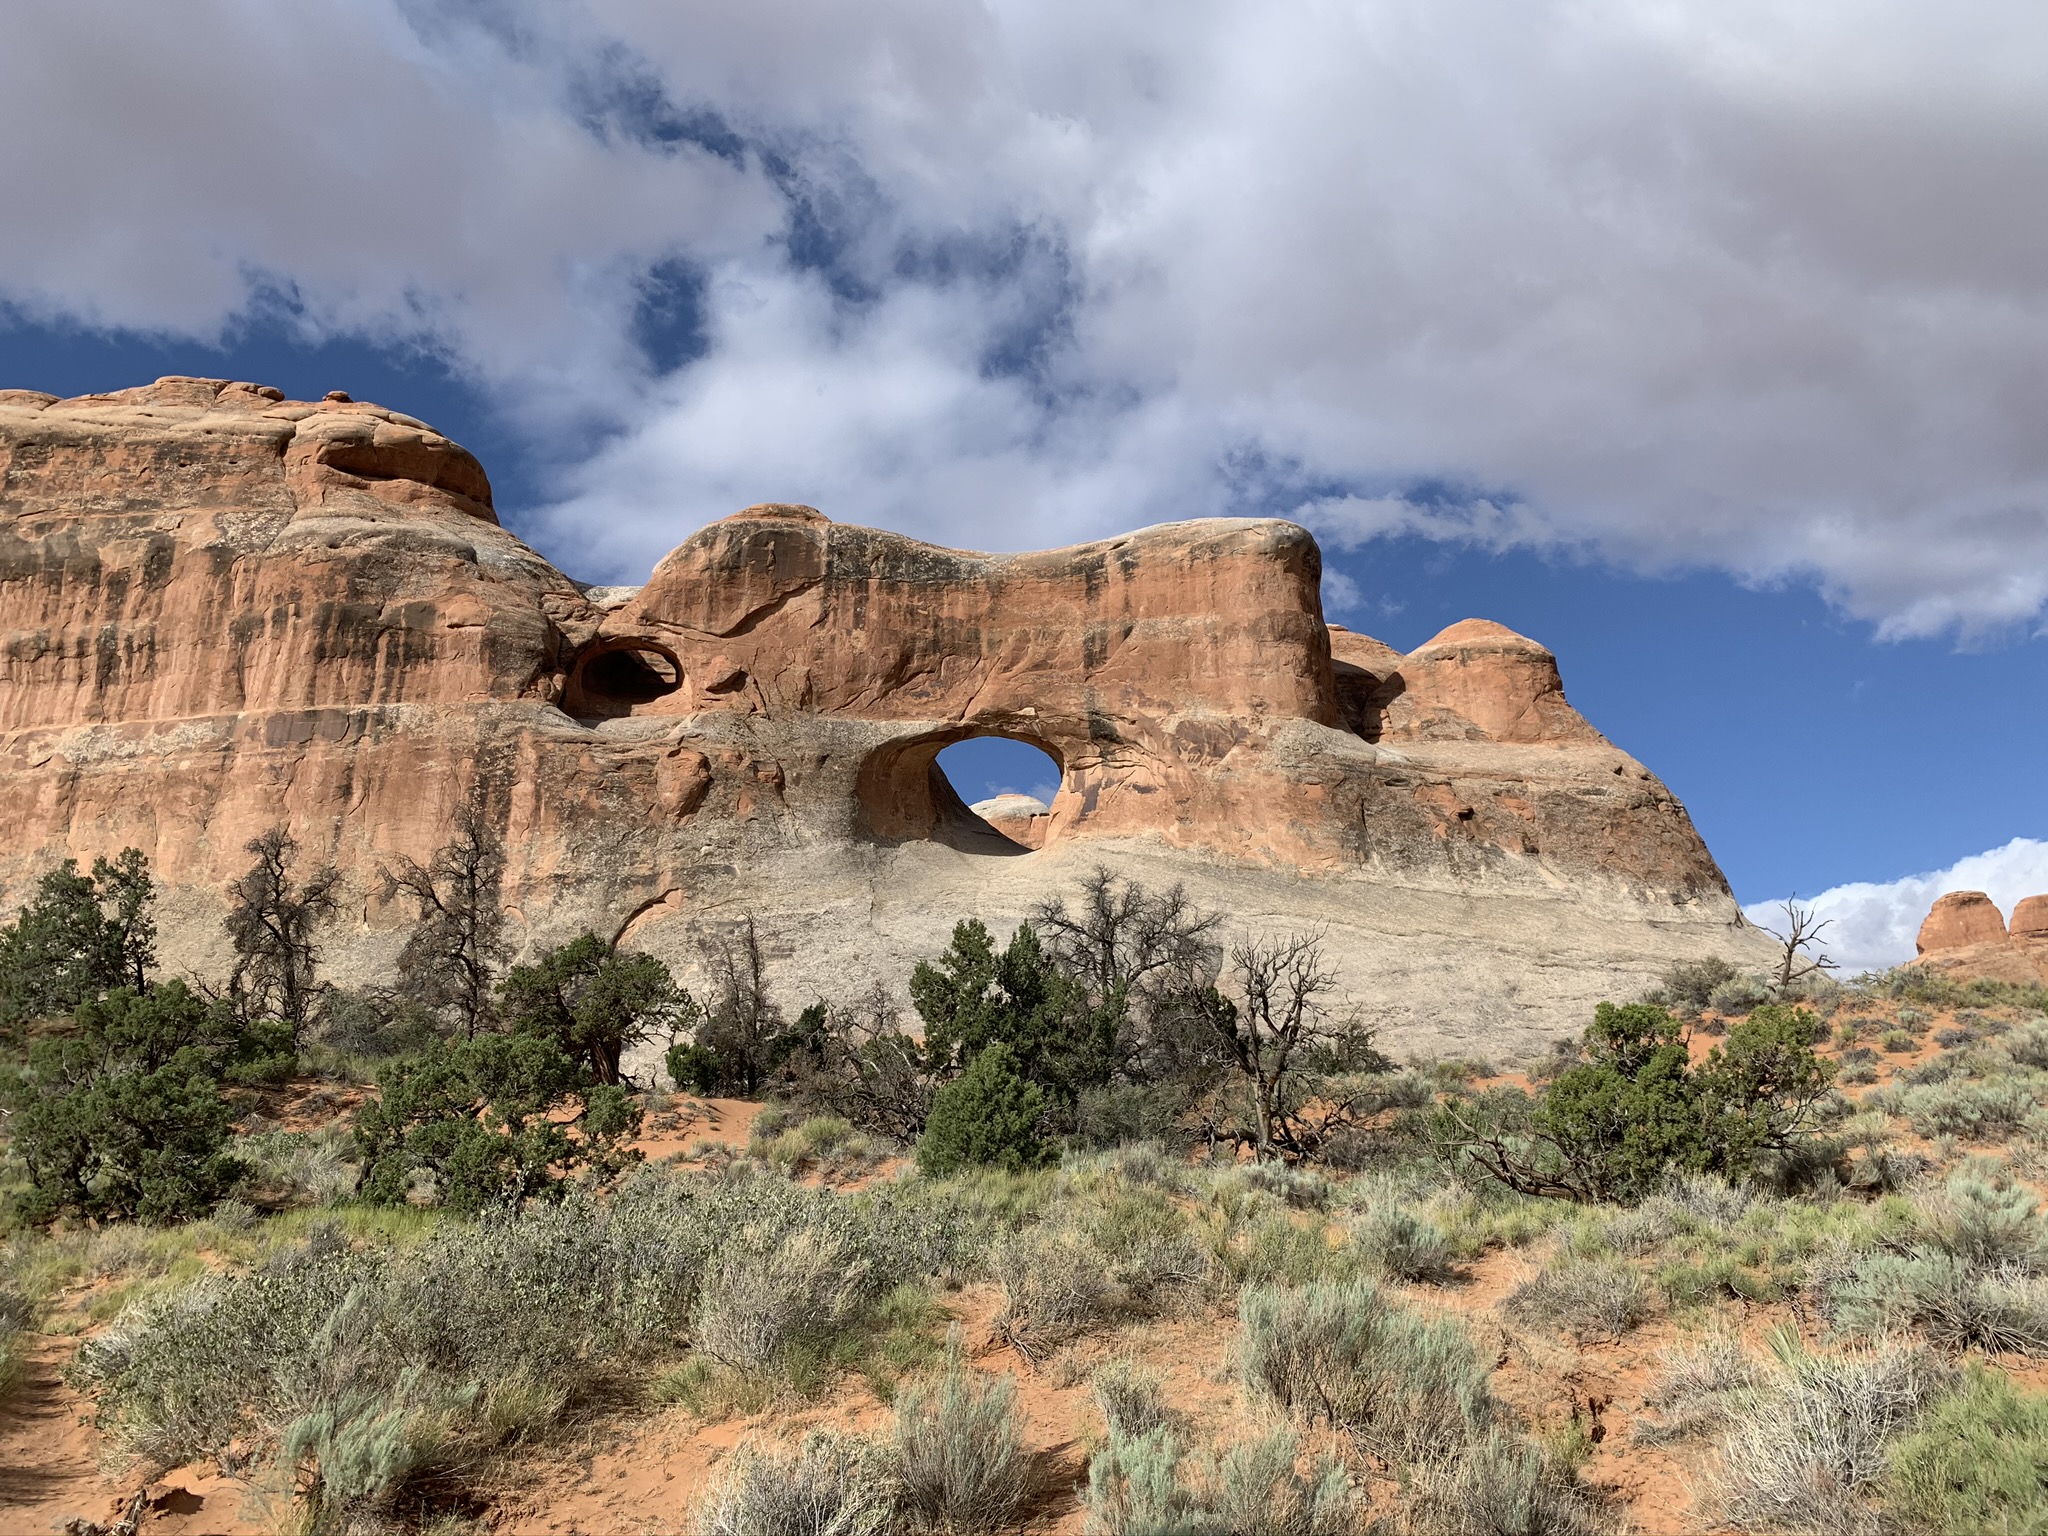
[1403,1428,1617,1536]
[1713,1334,1951,1536]
[1353,1206,1458,1284]
[1084,1424,1352,1536]
[1092,1357,1173,1439]
[1879,1365,2048,1536]
[893,1329,1036,1533]
[1237,1279,1491,1464]
[694,1433,897,1536]
[1504,1258,1651,1343]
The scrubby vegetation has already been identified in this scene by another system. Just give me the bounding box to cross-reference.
[6,836,2048,1534]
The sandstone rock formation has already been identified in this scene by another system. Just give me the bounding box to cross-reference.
[1911,890,2048,987]
[0,378,1773,1061]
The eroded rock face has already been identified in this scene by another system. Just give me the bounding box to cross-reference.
[0,379,1768,1056]
[1910,891,2048,986]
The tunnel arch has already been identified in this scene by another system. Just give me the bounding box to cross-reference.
[857,726,1068,853]
[562,638,683,720]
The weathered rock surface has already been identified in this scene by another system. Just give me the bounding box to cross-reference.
[1910,891,2048,987]
[0,378,1773,1060]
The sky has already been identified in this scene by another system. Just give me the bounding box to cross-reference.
[2,0,2043,972]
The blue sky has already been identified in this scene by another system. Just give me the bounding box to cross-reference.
[3,1,2044,970]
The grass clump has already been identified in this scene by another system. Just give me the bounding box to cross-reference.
[1237,1278,1491,1464]
[1504,1257,1651,1343]
[1084,1424,1351,1536]
[1879,1365,2048,1536]
[1402,1429,1617,1536]
[695,1433,898,1536]
[1353,1205,1458,1283]
[1878,1079,2042,1141]
[1712,1335,1950,1536]
[893,1331,1036,1533]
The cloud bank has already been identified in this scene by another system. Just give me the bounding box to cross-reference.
[6,1,2048,627]
[1743,838,2048,977]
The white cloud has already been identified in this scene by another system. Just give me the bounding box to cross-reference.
[7,1,2048,629]
[1743,838,2048,977]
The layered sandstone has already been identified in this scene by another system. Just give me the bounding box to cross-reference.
[1911,890,2048,987]
[0,378,1772,1059]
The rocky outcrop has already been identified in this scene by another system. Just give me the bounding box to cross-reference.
[1911,891,2048,987]
[0,378,1771,1059]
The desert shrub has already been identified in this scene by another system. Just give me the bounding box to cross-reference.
[1403,1428,1616,1536]
[1229,1161,1333,1210]
[1649,956,1740,1015]
[353,1033,643,1212]
[1913,1175,2044,1267]
[1237,1279,1491,1463]
[1084,1424,1351,1536]
[694,1224,871,1374]
[1713,1338,1949,1536]
[1883,1079,2041,1141]
[914,919,1116,1107]
[1438,1004,1834,1204]
[918,1042,1055,1176]
[1898,1007,1930,1031]
[1879,1030,1915,1053]
[990,1226,1117,1353]
[1,981,255,1224]
[1879,1365,2048,1536]
[894,1331,1036,1532]
[749,1113,886,1175]
[1934,1025,1977,1050]
[1664,1172,1755,1226]
[0,1288,29,1401]
[1840,1061,1879,1086]
[1072,1081,1191,1150]
[1708,975,1770,1017]
[1093,1357,1173,1439]
[1353,1205,1458,1282]
[1825,1251,2048,1355]
[1503,1257,1651,1342]
[1633,1333,1759,1445]
[695,1433,898,1536]
[2003,1023,2048,1072]
[236,1127,358,1209]
[71,1166,975,1479]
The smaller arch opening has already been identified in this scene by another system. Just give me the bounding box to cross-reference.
[565,639,683,720]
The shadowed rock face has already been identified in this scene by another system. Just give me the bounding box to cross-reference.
[0,379,1765,1057]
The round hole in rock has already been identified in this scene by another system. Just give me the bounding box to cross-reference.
[566,641,683,718]
[936,736,1062,850]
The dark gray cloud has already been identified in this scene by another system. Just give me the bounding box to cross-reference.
[7,0,2047,630]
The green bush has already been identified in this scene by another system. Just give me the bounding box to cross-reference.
[1084,1423,1352,1536]
[0,848,156,1027]
[912,919,1117,1107]
[498,932,689,1087]
[1648,957,1740,1015]
[1437,1003,1835,1204]
[1236,1279,1492,1463]
[1352,1206,1457,1283]
[353,1033,643,1212]
[917,1042,1054,1176]
[2,982,251,1224]
[1881,1366,2048,1536]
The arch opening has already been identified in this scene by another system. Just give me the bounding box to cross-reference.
[856,728,1066,854]
[936,737,1063,851]
[564,639,683,720]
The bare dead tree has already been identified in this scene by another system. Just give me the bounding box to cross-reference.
[1033,866,1223,1000]
[226,829,340,1047]
[784,981,933,1142]
[380,785,510,1038]
[1217,929,1344,1161]
[1760,898,1839,998]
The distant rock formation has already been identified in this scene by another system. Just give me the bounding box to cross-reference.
[1913,890,2048,986]
[0,378,1770,1059]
